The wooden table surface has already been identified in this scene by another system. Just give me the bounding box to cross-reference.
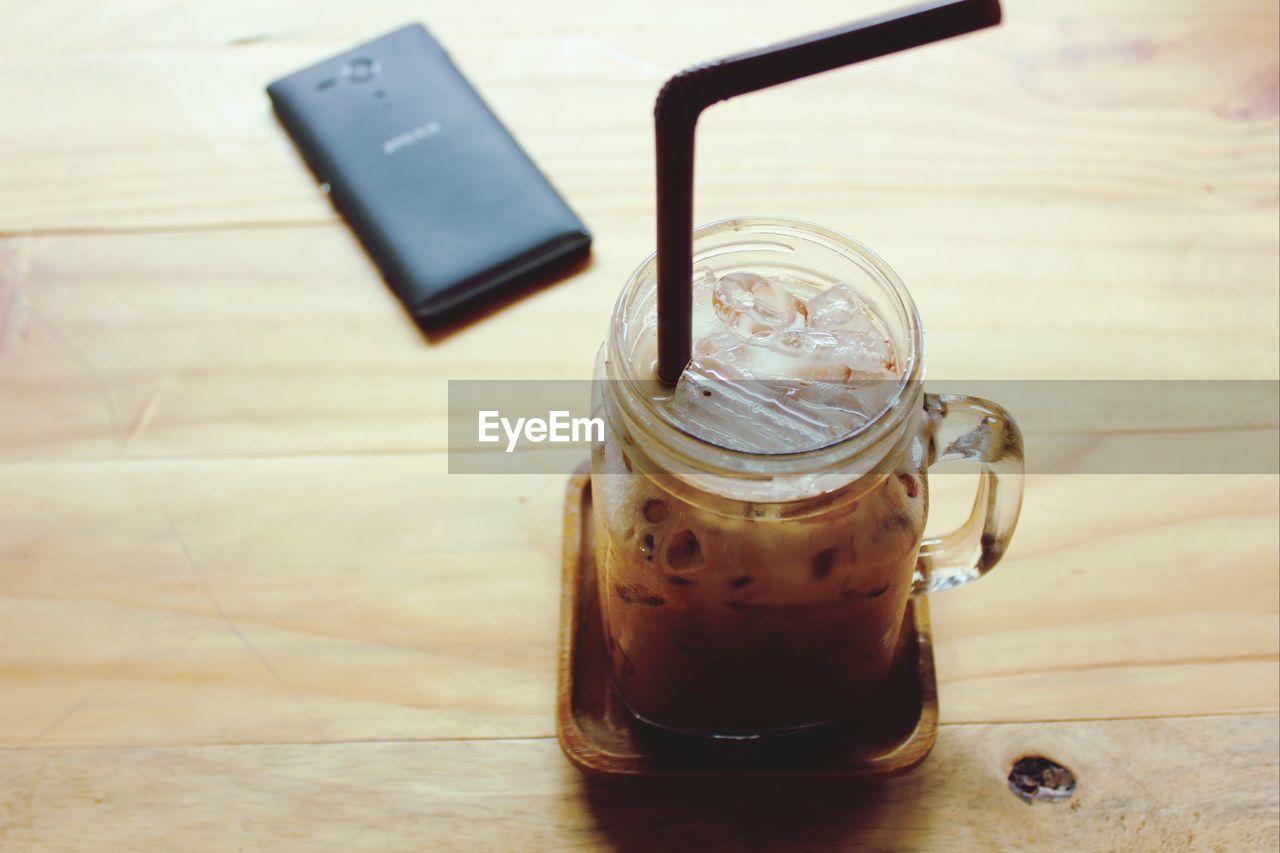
[1,0,1277,848]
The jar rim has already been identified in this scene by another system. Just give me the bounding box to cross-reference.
[605,216,925,482]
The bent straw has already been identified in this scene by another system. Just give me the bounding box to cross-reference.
[654,0,1002,385]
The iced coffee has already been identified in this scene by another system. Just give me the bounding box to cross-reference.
[592,250,928,735]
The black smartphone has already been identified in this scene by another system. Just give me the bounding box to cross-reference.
[267,24,591,323]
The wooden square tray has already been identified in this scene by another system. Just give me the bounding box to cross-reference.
[556,469,939,777]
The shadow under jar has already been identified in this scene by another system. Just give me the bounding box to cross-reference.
[590,217,1023,737]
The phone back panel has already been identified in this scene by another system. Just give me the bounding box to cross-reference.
[267,24,591,320]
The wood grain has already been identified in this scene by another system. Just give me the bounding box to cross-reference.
[1,715,1276,850]
[0,223,1275,463]
[0,459,1273,748]
[0,0,1276,845]
[0,2,1275,238]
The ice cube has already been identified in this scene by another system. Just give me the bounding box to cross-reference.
[692,331,801,380]
[829,331,893,375]
[752,329,893,382]
[667,362,845,453]
[658,273,900,454]
[693,268,717,304]
[768,328,842,360]
[756,324,892,374]
[690,268,722,340]
[712,272,799,342]
[805,282,861,331]
[784,379,879,432]
[692,331,749,374]
[805,282,888,343]
[772,329,814,357]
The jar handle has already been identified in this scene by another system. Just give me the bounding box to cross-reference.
[912,393,1025,594]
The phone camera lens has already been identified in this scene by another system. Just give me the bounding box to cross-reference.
[343,57,379,83]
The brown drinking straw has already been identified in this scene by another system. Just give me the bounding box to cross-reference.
[654,0,1002,385]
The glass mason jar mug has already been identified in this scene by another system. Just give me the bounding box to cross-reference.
[590,217,1024,737]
